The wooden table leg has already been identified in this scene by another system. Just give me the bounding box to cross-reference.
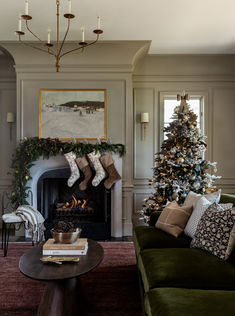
[37,277,85,316]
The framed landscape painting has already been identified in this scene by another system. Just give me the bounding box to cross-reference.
[39,89,107,140]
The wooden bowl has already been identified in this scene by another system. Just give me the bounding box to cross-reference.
[51,228,82,244]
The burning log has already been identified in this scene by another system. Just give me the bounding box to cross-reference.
[81,199,88,209]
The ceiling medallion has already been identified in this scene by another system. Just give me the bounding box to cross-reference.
[15,0,103,72]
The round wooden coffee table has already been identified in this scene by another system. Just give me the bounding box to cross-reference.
[19,239,103,316]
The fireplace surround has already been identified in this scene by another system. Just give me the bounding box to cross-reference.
[26,153,123,238]
[37,168,111,240]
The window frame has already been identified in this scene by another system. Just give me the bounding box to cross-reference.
[159,92,205,146]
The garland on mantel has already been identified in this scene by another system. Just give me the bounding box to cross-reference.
[10,137,126,208]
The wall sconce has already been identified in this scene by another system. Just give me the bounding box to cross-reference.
[140,112,149,141]
[6,112,15,141]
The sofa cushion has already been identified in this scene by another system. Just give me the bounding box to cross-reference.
[133,226,191,255]
[145,288,235,316]
[138,248,235,292]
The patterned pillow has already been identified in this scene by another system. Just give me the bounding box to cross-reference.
[184,197,211,238]
[191,204,235,260]
[184,199,233,238]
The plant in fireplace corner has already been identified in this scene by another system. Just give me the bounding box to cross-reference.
[10,137,125,208]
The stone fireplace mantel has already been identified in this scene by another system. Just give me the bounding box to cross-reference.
[27,153,123,238]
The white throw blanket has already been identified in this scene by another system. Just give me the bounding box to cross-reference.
[16,205,45,243]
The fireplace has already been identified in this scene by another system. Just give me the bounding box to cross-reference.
[26,154,123,237]
[37,168,111,240]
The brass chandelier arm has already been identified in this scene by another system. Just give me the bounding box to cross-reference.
[25,20,45,44]
[25,20,56,57]
[18,35,56,56]
[58,18,71,57]
[60,34,99,58]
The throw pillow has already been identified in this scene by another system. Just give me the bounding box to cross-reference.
[184,198,233,238]
[183,189,221,208]
[156,201,193,238]
[191,204,235,260]
[184,196,211,238]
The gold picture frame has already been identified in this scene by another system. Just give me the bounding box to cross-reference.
[39,89,107,140]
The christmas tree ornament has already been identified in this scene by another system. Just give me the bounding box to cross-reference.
[100,153,121,189]
[177,157,184,164]
[75,155,93,191]
[143,92,220,218]
[87,151,106,187]
[64,152,80,187]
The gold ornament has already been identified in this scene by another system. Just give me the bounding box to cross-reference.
[24,137,28,140]
[177,157,184,164]
[25,175,29,180]
[12,192,15,196]
[15,170,19,174]
[189,124,194,130]
[190,113,197,123]
[183,168,187,172]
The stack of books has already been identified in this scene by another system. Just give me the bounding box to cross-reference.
[42,238,88,256]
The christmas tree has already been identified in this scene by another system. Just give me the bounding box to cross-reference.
[143,93,220,219]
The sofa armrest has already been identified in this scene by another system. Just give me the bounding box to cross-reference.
[149,211,162,226]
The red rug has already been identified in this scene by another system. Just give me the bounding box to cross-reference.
[0,242,142,316]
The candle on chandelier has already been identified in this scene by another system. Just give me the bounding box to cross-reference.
[47,28,51,44]
[18,14,22,32]
[25,0,29,15]
[68,0,72,14]
[81,26,85,42]
[97,15,101,29]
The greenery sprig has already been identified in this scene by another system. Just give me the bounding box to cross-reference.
[10,137,126,208]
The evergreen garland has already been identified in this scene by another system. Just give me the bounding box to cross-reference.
[10,137,126,208]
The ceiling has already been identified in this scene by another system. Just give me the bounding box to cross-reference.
[1,0,235,54]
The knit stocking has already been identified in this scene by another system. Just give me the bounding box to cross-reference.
[75,155,93,191]
[64,151,80,187]
[100,153,121,189]
[87,151,106,187]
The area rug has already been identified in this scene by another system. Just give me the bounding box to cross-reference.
[0,242,142,316]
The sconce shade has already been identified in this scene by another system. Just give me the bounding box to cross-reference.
[7,112,15,123]
[141,112,149,123]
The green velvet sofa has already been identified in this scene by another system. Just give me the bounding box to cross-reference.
[133,193,235,316]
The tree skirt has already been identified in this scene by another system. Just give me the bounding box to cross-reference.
[0,242,141,316]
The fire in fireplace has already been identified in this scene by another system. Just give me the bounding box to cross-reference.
[37,168,111,240]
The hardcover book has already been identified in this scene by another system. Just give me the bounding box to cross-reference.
[43,238,87,250]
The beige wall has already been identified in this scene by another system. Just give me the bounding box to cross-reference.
[133,55,235,213]
[0,51,16,214]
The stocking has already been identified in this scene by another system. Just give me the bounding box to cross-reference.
[100,153,121,189]
[64,152,80,187]
[87,151,106,187]
[75,155,93,191]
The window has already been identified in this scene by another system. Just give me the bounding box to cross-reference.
[162,95,204,139]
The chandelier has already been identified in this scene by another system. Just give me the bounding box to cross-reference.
[15,0,103,72]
